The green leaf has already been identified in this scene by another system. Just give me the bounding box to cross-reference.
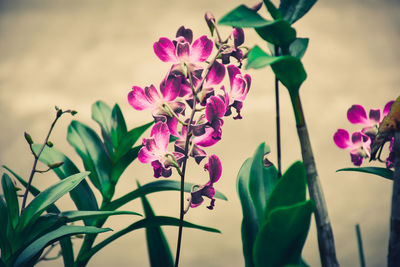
[114,121,153,161]
[253,201,314,267]
[139,183,174,267]
[92,100,114,157]
[79,216,220,262]
[14,225,110,267]
[279,0,318,24]
[59,237,74,267]
[0,196,11,259]
[16,172,89,233]
[110,146,141,184]
[3,165,41,196]
[32,145,99,215]
[249,143,279,224]
[263,0,282,20]
[59,210,141,222]
[111,104,128,150]
[289,38,309,59]
[264,161,307,221]
[1,173,19,229]
[219,5,271,28]
[337,167,393,180]
[67,120,113,200]
[105,180,228,211]
[246,45,307,98]
[237,158,258,267]
[255,19,296,46]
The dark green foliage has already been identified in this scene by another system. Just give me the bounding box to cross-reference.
[279,0,318,24]
[337,167,394,180]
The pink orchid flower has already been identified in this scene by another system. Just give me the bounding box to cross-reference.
[334,129,371,166]
[138,122,183,178]
[190,154,222,210]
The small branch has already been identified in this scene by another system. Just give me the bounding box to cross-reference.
[388,130,400,267]
[274,45,282,178]
[355,224,366,267]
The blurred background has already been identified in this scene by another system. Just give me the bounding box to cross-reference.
[0,0,399,266]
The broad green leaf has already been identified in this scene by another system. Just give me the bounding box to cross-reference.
[79,216,220,262]
[14,225,110,267]
[279,0,318,24]
[246,45,307,98]
[237,158,258,267]
[337,167,393,180]
[114,121,153,161]
[140,183,174,267]
[32,145,99,214]
[264,161,306,221]
[0,196,11,259]
[289,38,309,59]
[249,143,279,224]
[253,201,314,267]
[67,120,113,200]
[16,172,89,233]
[219,5,271,28]
[105,180,228,211]
[92,100,114,157]
[59,237,74,267]
[255,19,296,46]
[110,146,141,184]
[219,5,295,46]
[111,104,128,150]
[59,210,141,222]
[1,173,19,229]
[262,0,282,20]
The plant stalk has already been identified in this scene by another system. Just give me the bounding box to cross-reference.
[388,130,400,267]
[292,94,339,267]
[274,45,282,177]
[355,224,366,267]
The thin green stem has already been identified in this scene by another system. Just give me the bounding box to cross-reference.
[355,224,366,267]
[274,45,282,177]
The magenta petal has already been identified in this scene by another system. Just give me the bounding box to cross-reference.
[333,129,350,149]
[227,64,241,88]
[206,61,226,86]
[144,85,161,105]
[350,154,363,166]
[190,35,213,62]
[151,160,172,178]
[191,144,207,164]
[190,190,204,208]
[138,145,157,163]
[128,86,154,110]
[206,96,226,123]
[176,26,193,44]
[383,100,394,116]
[351,132,363,144]
[368,109,381,123]
[233,27,245,47]
[193,127,220,147]
[244,74,252,91]
[160,76,181,101]
[150,122,170,151]
[347,105,368,124]
[176,42,190,59]
[153,38,178,62]
[205,154,222,183]
[168,101,186,115]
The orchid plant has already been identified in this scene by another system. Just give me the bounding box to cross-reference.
[127,16,251,266]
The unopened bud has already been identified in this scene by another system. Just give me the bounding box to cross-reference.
[48,161,64,169]
[46,141,54,147]
[24,132,34,145]
[71,110,78,116]
[205,12,216,36]
[55,106,60,111]
[56,109,63,118]
[251,1,263,11]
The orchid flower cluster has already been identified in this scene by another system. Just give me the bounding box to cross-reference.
[127,18,250,210]
[334,100,395,168]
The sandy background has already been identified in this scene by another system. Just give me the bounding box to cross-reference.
[0,0,399,266]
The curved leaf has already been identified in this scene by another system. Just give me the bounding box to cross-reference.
[111,104,128,150]
[16,172,89,233]
[263,0,281,20]
[264,161,306,221]
[110,146,141,184]
[255,19,296,46]
[337,167,393,180]
[237,157,258,267]
[253,201,314,267]
[14,225,110,267]
[60,210,141,222]
[0,196,11,259]
[1,173,19,229]
[92,100,114,157]
[32,144,99,214]
[67,120,113,200]
[279,0,318,24]
[139,182,173,267]
[79,216,220,262]
[106,180,228,211]
[289,38,309,59]
[219,5,271,28]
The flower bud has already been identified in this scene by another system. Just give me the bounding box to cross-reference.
[251,1,263,11]
[46,141,54,147]
[205,11,216,36]
[24,132,33,145]
[71,110,78,116]
[48,161,64,169]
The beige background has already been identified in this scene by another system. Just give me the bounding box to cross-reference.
[0,0,399,266]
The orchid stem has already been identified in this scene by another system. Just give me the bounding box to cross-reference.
[163,104,188,126]
[20,109,67,212]
[274,45,282,178]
